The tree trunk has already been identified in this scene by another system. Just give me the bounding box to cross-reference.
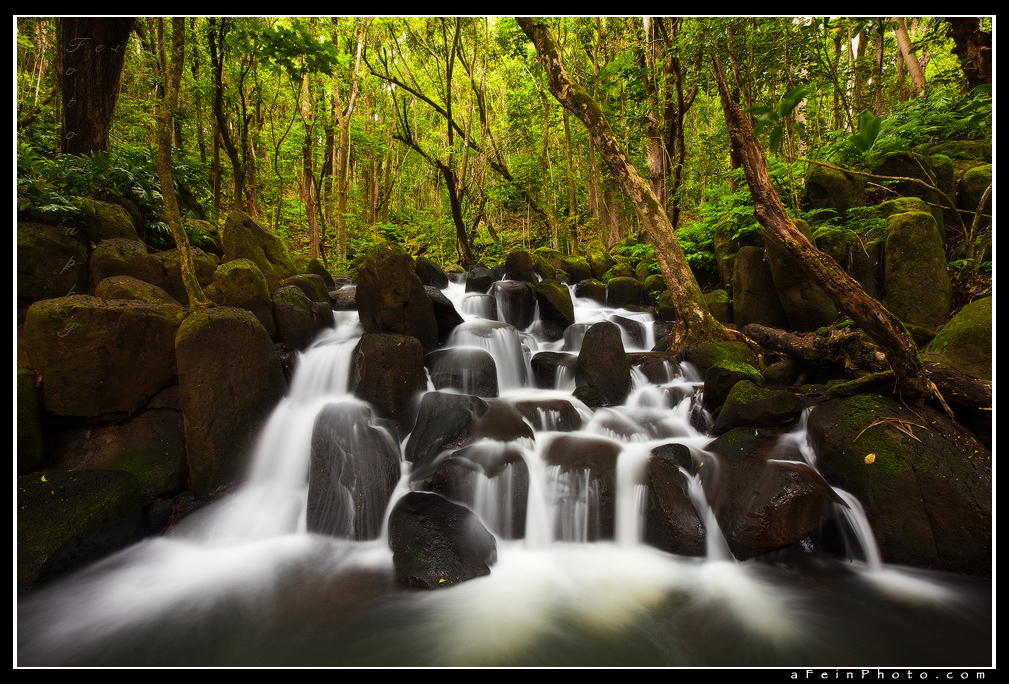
[892,17,927,98]
[56,18,133,155]
[711,55,930,404]
[518,18,731,346]
[156,18,209,309]
[945,17,992,92]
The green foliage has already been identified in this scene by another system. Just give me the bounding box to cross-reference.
[16,142,211,250]
[252,19,340,83]
[850,110,884,153]
[745,85,810,153]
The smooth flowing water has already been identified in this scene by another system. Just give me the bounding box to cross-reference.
[16,281,991,667]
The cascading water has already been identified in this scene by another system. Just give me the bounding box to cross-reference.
[17,278,990,666]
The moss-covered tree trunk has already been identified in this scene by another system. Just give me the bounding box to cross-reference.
[711,56,930,404]
[156,18,209,309]
[518,18,732,346]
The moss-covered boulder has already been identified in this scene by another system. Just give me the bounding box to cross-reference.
[683,340,758,375]
[605,276,641,308]
[883,211,952,331]
[94,275,181,306]
[356,242,438,349]
[48,409,187,498]
[535,279,575,341]
[17,222,89,317]
[958,164,992,218]
[185,218,223,257]
[17,367,43,475]
[573,278,607,305]
[18,469,144,594]
[205,259,275,337]
[764,220,837,332]
[175,307,287,496]
[503,249,538,284]
[642,274,667,306]
[272,285,316,349]
[221,210,296,292]
[560,255,592,283]
[871,152,954,234]
[807,394,991,576]
[602,262,635,282]
[154,247,219,306]
[924,297,992,380]
[89,238,166,290]
[24,296,187,417]
[292,254,336,289]
[803,163,868,219]
[732,245,788,329]
[848,238,884,301]
[703,289,732,324]
[712,380,804,434]
[415,255,450,289]
[79,198,139,242]
[585,240,615,281]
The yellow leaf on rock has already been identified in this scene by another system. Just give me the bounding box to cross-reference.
[864,453,876,464]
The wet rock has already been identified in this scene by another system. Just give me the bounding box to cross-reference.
[643,443,706,557]
[573,279,607,305]
[175,307,287,496]
[712,381,804,434]
[221,210,297,292]
[405,392,489,479]
[504,250,538,284]
[18,469,144,594]
[513,398,583,432]
[205,259,275,337]
[923,297,991,381]
[530,351,576,390]
[534,279,575,341]
[307,402,401,541]
[542,434,621,540]
[883,211,952,332]
[424,286,464,343]
[808,394,991,576]
[573,321,631,409]
[388,491,497,589]
[605,276,641,308]
[356,243,438,349]
[350,333,427,426]
[426,348,498,398]
[415,256,450,289]
[465,263,495,294]
[490,280,536,331]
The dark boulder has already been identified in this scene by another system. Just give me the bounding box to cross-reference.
[574,321,631,408]
[388,491,497,589]
[356,243,438,349]
[221,210,297,292]
[643,443,706,557]
[350,333,427,427]
[426,348,499,398]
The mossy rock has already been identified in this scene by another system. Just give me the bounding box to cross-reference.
[924,297,992,380]
[871,152,953,235]
[702,288,732,325]
[602,262,635,283]
[17,222,89,316]
[94,275,181,306]
[803,163,868,219]
[807,394,991,576]
[560,255,592,283]
[535,279,575,341]
[205,259,276,337]
[184,218,223,257]
[18,469,145,594]
[731,246,788,329]
[24,296,187,417]
[712,380,804,434]
[764,220,837,332]
[883,211,952,332]
[153,246,219,305]
[813,225,855,270]
[221,210,297,292]
[534,247,564,272]
[605,276,641,308]
[89,238,166,290]
[642,273,667,305]
[683,340,757,375]
[79,198,139,242]
[958,164,992,217]
[585,240,615,280]
[504,250,538,284]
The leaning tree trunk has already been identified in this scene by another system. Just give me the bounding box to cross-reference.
[711,55,930,404]
[156,18,209,308]
[56,17,133,155]
[518,18,733,346]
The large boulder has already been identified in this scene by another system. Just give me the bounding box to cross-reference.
[871,152,955,234]
[272,285,317,349]
[175,307,287,496]
[807,394,991,576]
[204,259,276,337]
[764,221,837,331]
[18,469,144,594]
[426,348,499,398]
[923,297,992,381]
[883,211,952,332]
[534,279,575,341]
[643,443,705,557]
[405,392,489,479]
[24,296,187,417]
[17,222,89,316]
[349,333,428,426]
[958,164,992,217]
[356,243,438,349]
[573,321,631,408]
[89,238,165,289]
[79,198,139,242]
[415,256,450,289]
[712,380,804,434]
[307,403,401,541]
[803,164,867,220]
[221,210,297,292]
[48,409,187,498]
[705,428,836,560]
[489,280,536,330]
[542,434,622,540]
[504,249,538,284]
[95,275,181,306]
[731,245,789,328]
[154,247,219,306]
[388,491,497,589]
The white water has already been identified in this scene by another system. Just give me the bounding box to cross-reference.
[17,278,988,667]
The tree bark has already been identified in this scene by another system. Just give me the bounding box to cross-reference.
[711,55,930,404]
[55,18,133,155]
[518,18,732,346]
[156,18,209,308]
[892,17,927,98]
[945,17,992,92]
